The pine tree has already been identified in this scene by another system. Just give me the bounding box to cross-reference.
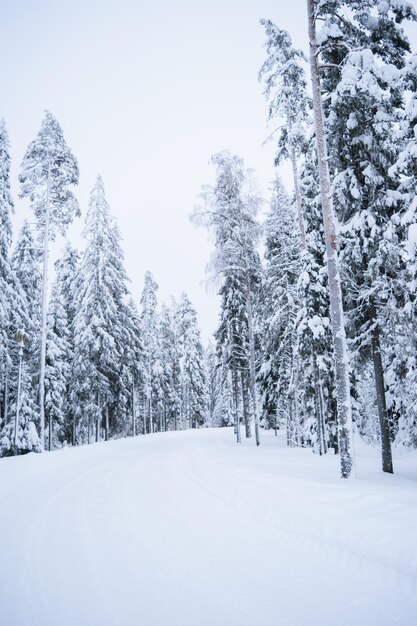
[297,145,338,454]
[175,293,207,429]
[52,244,80,444]
[259,19,309,248]
[258,177,301,439]
[0,120,14,429]
[159,303,181,431]
[71,176,130,443]
[193,151,262,444]
[45,270,71,449]
[139,271,159,434]
[10,222,42,419]
[19,111,79,451]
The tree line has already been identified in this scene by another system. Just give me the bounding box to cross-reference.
[0,114,207,455]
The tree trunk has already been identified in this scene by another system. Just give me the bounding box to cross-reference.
[246,280,260,446]
[232,369,241,444]
[14,349,23,454]
[4,361,9,427]
[307,0,354,478]
[105,406,109,441]
[369,300,393,474]
[132,384,136,436]
[39,157,51,452]
[288,115,307,251]
[240,370,252,438]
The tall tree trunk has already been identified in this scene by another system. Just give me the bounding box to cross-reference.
[307,0,354,478]
[288,115,307,250]
[246,279,260,446]
[105,406,109,441]
[14,348,23,454]
[369,299,393,474]
[318,378,328,455]
[3,361,9,427]
[48,413,52,451]
[132,384,136,436]
[39,157,51,452]
[313,354,324,456]
[240,370,252,438]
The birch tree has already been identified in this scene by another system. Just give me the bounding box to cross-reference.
[306,0,354,478]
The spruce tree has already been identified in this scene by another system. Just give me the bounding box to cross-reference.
[175,293,207,429]
[193,151,262,444]
[71,176,130,443]
[139,271,159,434]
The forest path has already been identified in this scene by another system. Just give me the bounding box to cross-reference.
[0,427,416,626]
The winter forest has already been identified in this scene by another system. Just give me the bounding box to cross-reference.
[2,0,417,476]
[1,1,417,624]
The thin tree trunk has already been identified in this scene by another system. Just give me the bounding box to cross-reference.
[96,394,101,443]
[369,300,393,474]
[14,348,23,454]
[105,406,109,441]
[49,413,52,451]
[307,0,354,478]
[132,384,136,436]
[39,157,51,452]
[318,378,328,455]
[313,355,323,456]
[240,370,252,438]
[288,116,307,251]
[4,361,9,427]
[246,281,260,446]
[232,369,241,443]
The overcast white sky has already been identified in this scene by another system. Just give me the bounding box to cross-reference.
[2,0,414,342]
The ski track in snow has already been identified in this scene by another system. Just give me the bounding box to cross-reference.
[0,428,416,626]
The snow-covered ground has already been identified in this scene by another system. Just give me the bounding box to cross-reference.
[0,428,416,626]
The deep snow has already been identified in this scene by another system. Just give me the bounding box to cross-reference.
[0,428,416,626]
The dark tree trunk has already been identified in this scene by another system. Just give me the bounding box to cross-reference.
[232,369,241,444]
[369,300,393,474]
[240,370,252,438]
[48,414,52,451]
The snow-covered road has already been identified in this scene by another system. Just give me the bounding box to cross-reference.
[1,428,416,626]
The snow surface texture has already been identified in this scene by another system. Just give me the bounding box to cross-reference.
[0,428,416,626]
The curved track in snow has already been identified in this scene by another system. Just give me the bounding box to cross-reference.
[1,428,416,626]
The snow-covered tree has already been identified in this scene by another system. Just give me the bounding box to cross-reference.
[258,177,301,439]
[139,271,159,434]
[259,19,309,248]
[175,293,207,429]
[0,120,14,429]
[158,303,181,431]
[71,176,130,443]
[315,0,417,470]
[45,270,71,449]
[19,111,79,450]
[193,151,262,445]
[52,244,80,444]
[10,222,42,416]
[306,0,354,477]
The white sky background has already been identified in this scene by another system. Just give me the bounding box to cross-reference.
[2,0,415,342]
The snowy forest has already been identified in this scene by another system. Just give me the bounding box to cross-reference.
[1,0,417,485]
